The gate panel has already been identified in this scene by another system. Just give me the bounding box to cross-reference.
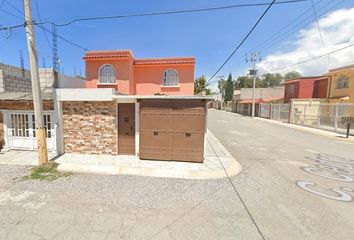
[172,131,204,162]
[139,99,206,162]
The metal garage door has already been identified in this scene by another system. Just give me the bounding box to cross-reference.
[139,99,206,162]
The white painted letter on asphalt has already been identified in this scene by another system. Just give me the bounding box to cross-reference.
[296,181,353,202]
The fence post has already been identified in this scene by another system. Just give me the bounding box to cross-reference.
[317,104,321,128]
[303,105,307,125]
[334,104,338,132]
[258,104,261,117]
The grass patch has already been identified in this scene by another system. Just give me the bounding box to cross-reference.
[22,162,71,181]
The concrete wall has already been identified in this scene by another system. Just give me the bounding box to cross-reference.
[62,101,117,154]
[240,87,284,100]
[0,63,32,92]
[0,63,86,93]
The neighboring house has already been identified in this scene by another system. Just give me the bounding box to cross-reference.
[283,76,328,103]
[84,50,195,95]
[233,87,284,116]
[0,63,85,152]
[325,64,354,103]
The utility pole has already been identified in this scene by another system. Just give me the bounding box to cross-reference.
[23,0,48,164]
[246,52,261,117]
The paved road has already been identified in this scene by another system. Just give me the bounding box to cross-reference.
[0,109,353,240]
[208,109,354,240]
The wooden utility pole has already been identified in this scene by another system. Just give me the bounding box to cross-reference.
[23,0,48,164]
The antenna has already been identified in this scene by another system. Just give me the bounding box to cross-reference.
[19,50,25,77]
[52,23,59,72]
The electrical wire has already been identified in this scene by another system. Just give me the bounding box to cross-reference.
[33,0,308,27]
[34,0,53,52]
[229,0,345,76]
[311,0,326,48]
[0,4,88,51]
[207,0,277,84]
[267,42,354,72]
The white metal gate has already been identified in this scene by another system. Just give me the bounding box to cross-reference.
[5,111,55,151]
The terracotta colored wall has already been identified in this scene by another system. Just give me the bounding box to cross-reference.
[298,79,316,99]
[85,57,135,94]
[134,65,194,95]
[0,101,53,110]
[62,101,117,155]
[284,82,299,103]
[313,78,328,98]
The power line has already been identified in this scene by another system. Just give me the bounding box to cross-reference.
[0,4,88,51]
[34,0,53,52]
[229,0,345,76]
[311,0,326,48]
[33,0,307,27]
[0,0,6,9]
[207,0,277,84]
[267,42,354,72]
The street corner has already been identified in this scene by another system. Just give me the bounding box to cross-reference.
[54,130,241,180]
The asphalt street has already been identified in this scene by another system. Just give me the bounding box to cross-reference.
[0,109,353,240]
[208,109,354,240]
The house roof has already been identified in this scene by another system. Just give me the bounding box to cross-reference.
[83,50,195,65]
[134,57,195,65]
[0,92,53,101]
[329,63,354,73]
[83,50,133,60]
[285,76,328,84]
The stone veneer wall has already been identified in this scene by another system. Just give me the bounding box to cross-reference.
[63,101,117,154]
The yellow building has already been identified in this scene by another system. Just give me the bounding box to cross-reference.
[325,64,354,103]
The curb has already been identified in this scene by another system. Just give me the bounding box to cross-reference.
[56,131,242,180]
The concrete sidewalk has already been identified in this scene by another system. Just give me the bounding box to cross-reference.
[254,115,354,142]
[55,130,241,179]
[0,150,57,165]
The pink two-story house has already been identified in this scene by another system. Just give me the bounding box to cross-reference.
[84,50,195,95]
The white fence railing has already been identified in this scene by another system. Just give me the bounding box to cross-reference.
[291,103,354,134]
[259,103,290,122]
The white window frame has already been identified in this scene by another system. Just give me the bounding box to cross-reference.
[162,69,179,87]
[335,76,349,89]
[99,64,116,84]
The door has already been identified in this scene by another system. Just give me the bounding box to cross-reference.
[118,103,135,155]
[139,100,172,160]
[6,112,55,151]
[139,99,206,162]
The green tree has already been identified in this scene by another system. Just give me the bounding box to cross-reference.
[261,73,283,87]
[234,75,262,89]
[194,76,211,95]
[284,71,302,80]
[224,73,234,102]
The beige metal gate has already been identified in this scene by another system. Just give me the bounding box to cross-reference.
[139,99,206,162]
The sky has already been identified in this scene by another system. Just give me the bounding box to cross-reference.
[1,0,354,92]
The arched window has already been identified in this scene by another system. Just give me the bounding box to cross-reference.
[162,69,179,86]
[99,64,116,84]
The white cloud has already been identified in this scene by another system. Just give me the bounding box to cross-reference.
[258,7,354,76]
